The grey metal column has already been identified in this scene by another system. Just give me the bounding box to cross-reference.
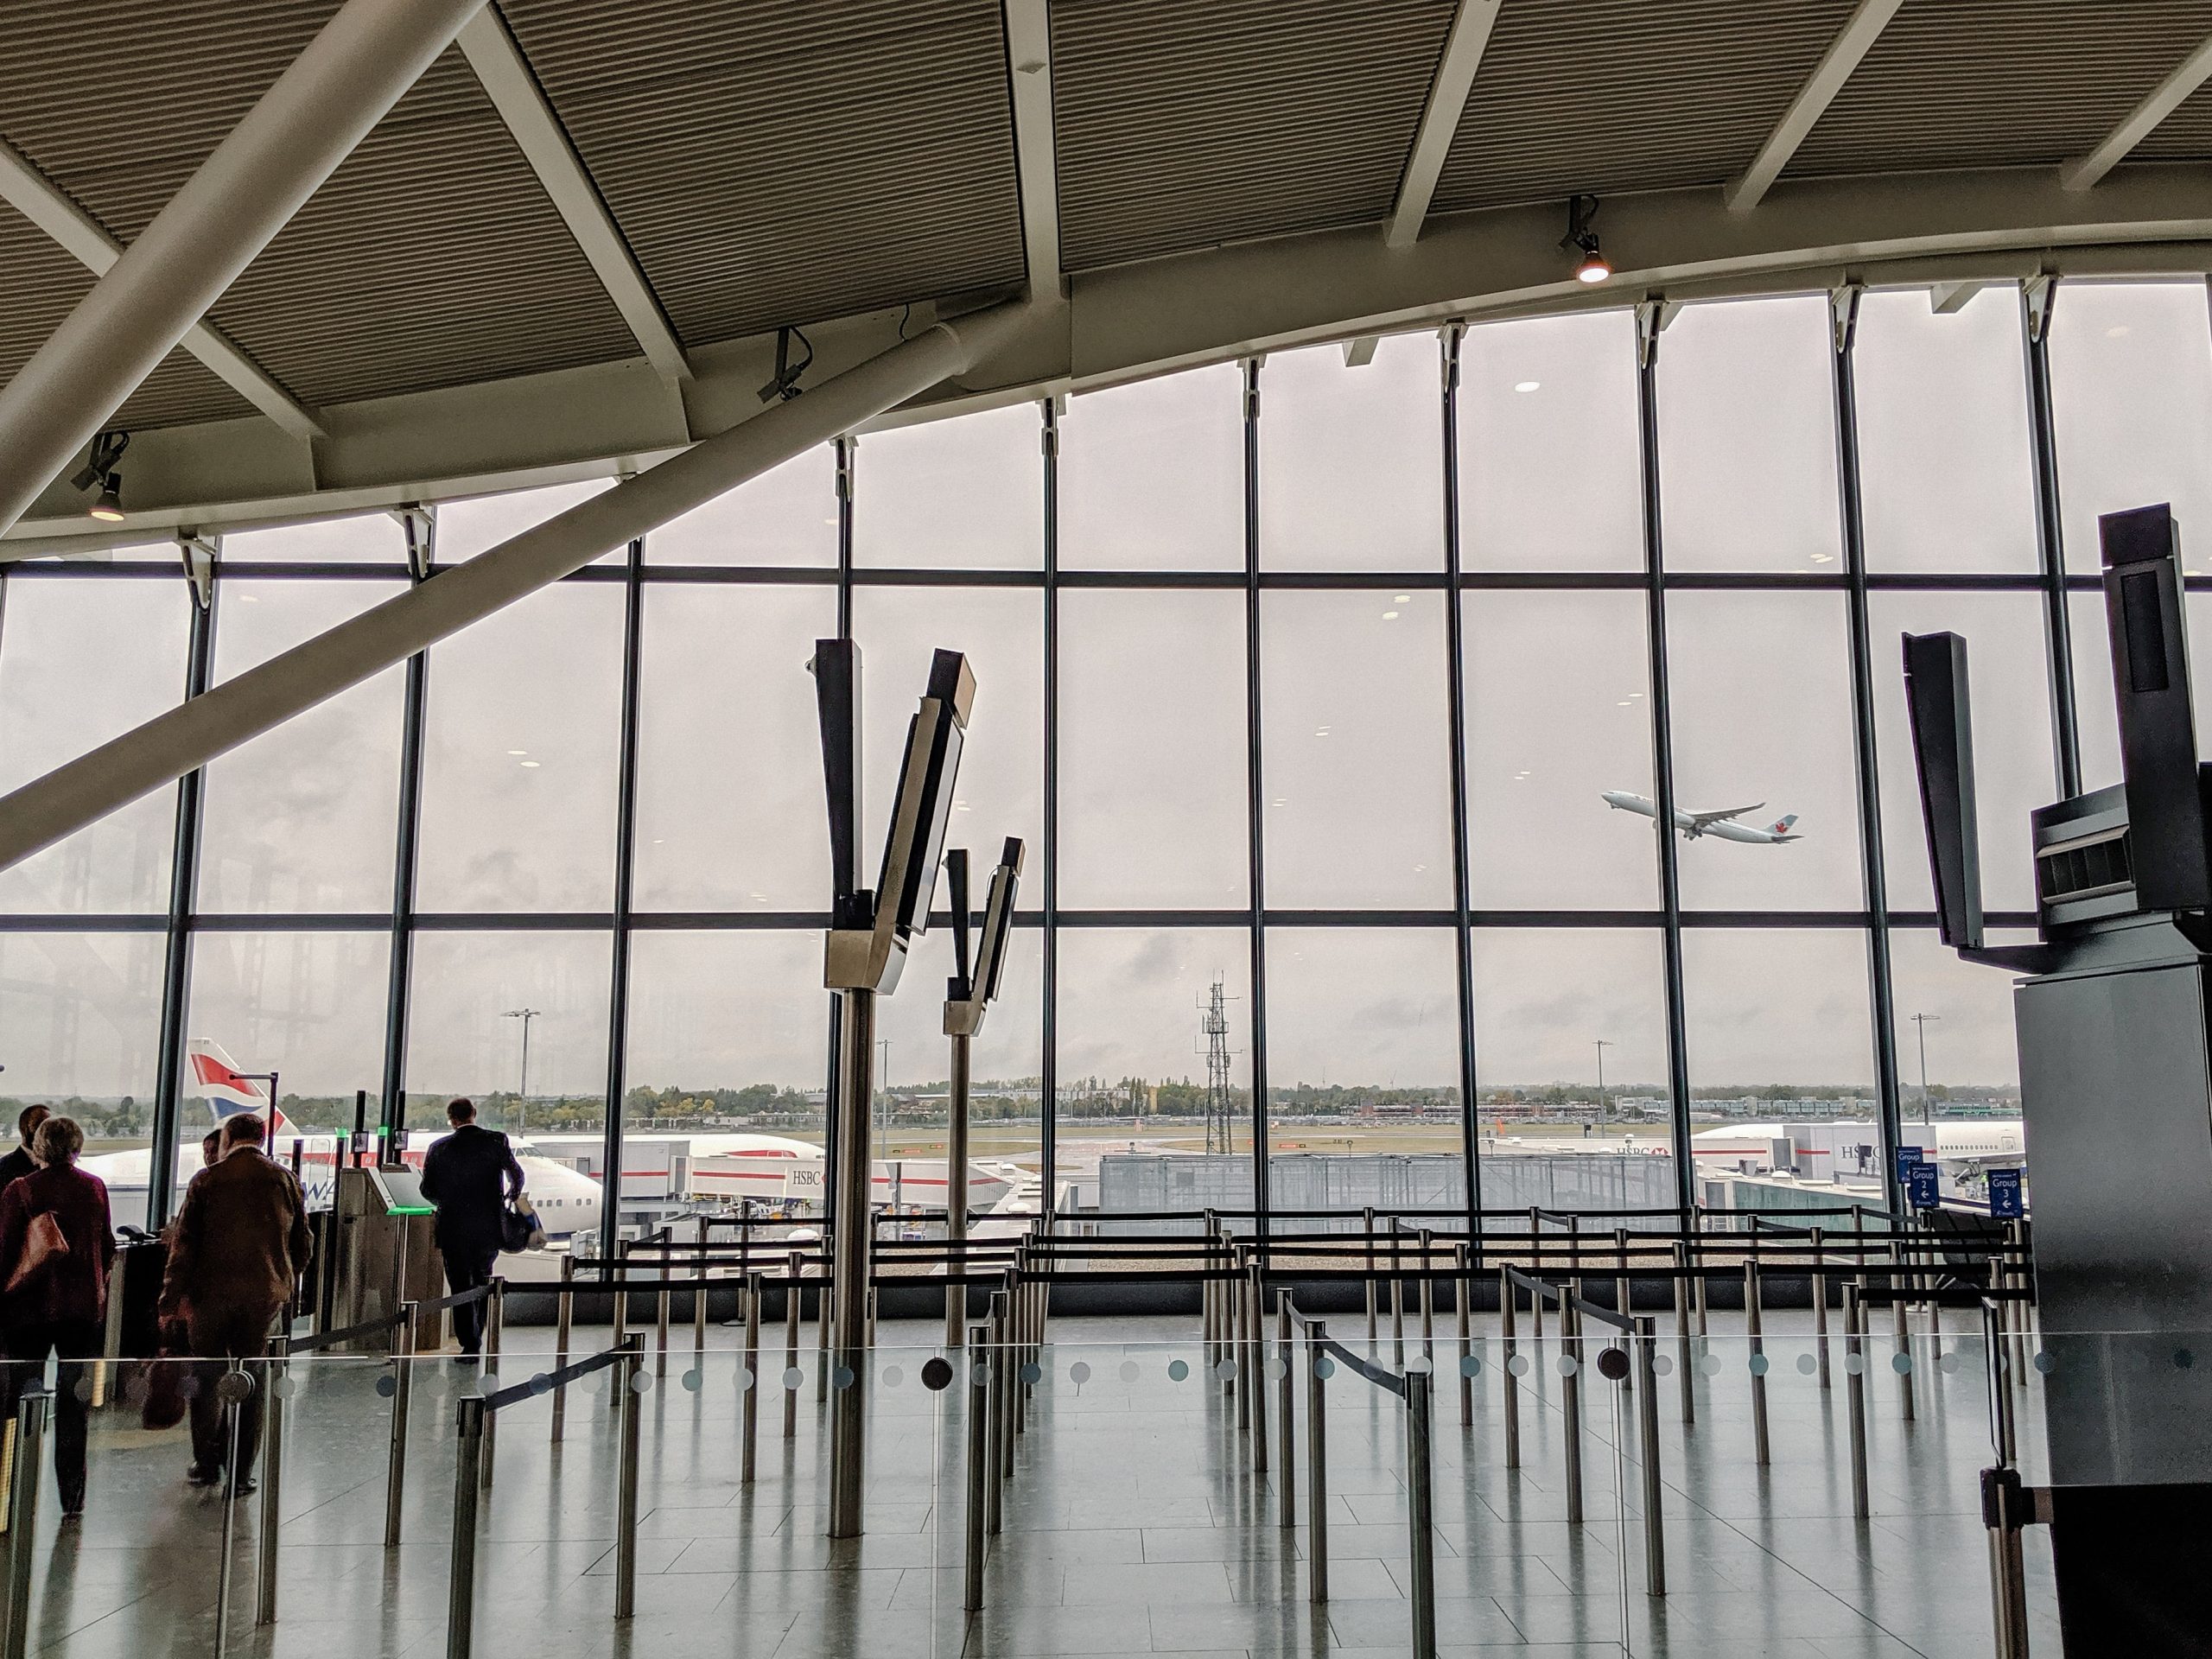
[1439,325,1484,1249]
[1040,397,1060,1206]
[828,986,877,1537]
[149,563,216,1229]
[447,1398,484,1659]
[2020,276,2082,801]
[1404,1370,1438,1659]
[0,0,489,538]
[947,1027,971,1348]
[1633,302,1694,1208]
[599,536,646,1238]
[1242,357,1272,1241]
[379,510,433,1146]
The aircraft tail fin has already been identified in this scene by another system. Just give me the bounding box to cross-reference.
[186,1039,289,1138]
[1769,813,1798,836]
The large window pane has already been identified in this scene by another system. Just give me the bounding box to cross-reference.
[1682,928,1875,1113]
[1664,593,1863,911]
[851,404,1042,570]
[416,584,623,912]
[200,581,405,912]
[1058,930,1253,1220]
[1856,286,2040,575]
[183,932,391,1135]
[1887,927,2024,1116]
[1058,365,1243,572]
[220,512,409,564]
[1471,927,1675,1214]
[1261,592,1453,909]
[0,933,162,1229]
[1058,590,1247,909]
[1259,335,1444,572]
[436,479,617,564]
[404,931,611,1135]
[1459,310,1642,572]
[2049,282,2212,575]
[1657,296,1843,573]
[1263,927,1461,1217]
[850,587,1043,879]
[0,577,188,913]
[645,447,837,566]
[1464,590,1655,910]
[632,585,835,911]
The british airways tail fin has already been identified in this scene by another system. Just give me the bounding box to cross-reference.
[186,1039,290,1137]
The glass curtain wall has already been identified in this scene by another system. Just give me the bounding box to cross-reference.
[4,276,2179,1238]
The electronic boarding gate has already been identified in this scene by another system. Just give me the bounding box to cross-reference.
[1906,502,2212,1656]
[942,836,1025,1346]
[812,639,974,1540]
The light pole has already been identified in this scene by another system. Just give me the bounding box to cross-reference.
[1594,1038,1614,1126]
[502,1007,540,1130]
[1910,1012,1939,1127]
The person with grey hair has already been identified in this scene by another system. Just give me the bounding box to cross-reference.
[0,1116,116,1517]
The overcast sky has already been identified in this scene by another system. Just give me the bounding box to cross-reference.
[5,282,2211,1114]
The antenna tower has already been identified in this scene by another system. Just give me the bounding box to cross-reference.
[1199,977,1236,1155]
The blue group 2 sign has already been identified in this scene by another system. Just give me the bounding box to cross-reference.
[1907,1162,1941,1210]
[1988,1168,2024,1218]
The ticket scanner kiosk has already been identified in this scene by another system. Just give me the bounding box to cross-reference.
[333,1162,441,1351]
[1906,502,2212,1654]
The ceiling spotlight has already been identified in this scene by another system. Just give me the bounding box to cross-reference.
[1560,194,1611,284]
[89,476,126,522]
[73,429,131,520]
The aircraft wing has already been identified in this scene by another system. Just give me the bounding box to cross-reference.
[1688,802,1764,829]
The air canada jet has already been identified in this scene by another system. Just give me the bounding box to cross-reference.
[1600,791,1802,844]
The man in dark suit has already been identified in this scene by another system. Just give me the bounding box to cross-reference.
[419,1098,524,1358]
[0,1104,50,1191]
[159,1112,310,1493]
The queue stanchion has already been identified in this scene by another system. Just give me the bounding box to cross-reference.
[1672,1242,1695,1427]
[256,1340,288,1626]
[214,1365,252,1658]
[1499,1266,1520,1471]
[1248,1259,1268,1474]
[695,1219,710,1365]
[1363,1207,1377,1342]
[385,1301,417,1548]
[1890,1240,1916,1421]
[1614,1226,1630,1320]
[1813,1225,1831,1389]
[1389,1220,1404,1369]
[615,1338,644,1620]
[985,1289,1007,1535]
[816,1270,830,1407]
[1404,1367,1437,1659]
[1560,1296,1583,1527]
[0,1387,43,1659]
[481,1281,504,1486]
[656,1237,673,1379]
[1275,1291,1295,1528]
[783,1252,802,1440]
[1454,1242,1472,1428]
[1634,1315,1666,1598]
[964,1323,989,1612]
[1983,1298,2018,1468]
[1745,1261,1770,1466]
[741,1271,763,1484]
[1418,1228,1436,1367]
[995,1274,1016,1484]
[1306,1317,1329,1605]
[550,1257,574,1443]
[447,1398,486,1659]
[1845,1283,1870,1520]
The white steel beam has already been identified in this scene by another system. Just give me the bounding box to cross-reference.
[0,0,488,540]
[0,140,326,443]
[1002,0,1065,300]
[1386,0,1503,249]
[2062,34,2212,192]
[1724,0,1904,214]
[0,301,1024,880]
[456,6,692,383]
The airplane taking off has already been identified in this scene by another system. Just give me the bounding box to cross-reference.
[1601,791,1802,844]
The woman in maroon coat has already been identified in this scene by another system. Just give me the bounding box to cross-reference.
[0,1116,117,1516]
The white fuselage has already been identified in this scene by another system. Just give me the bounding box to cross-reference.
[1602,791,1796,844]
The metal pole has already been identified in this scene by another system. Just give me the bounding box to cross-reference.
[741,1273,763,1484]
[1500,1268,1520,1470]
[1846,1285,1870,1520]
[2008,1220,2031,1387]
[1983,1300,2017,1469]
[1363,1206,1376,1341]
[447,1399,484,1659]
[830,988,878,1544]
[656,1244,671,1378]
[1746,1260,1769,1465]
[1672,1241,1694,1426]
[1561,1297,1583,1526]
[1276,1292,1295,1528]
[1405,1370,1437,1659]
[385,1302,416,1548]
[997,1274,1017,1482]
[1418,1228,1436,1365]
[783,1253,801,1440]
[1389,1219,1405,1368]
[1306,1319,1329,1605]
[1986,1467,2032,1659]
[1635,1316,1666,1597]
[987,1290,1008,1535]
[1249,1260,1268,1472]
[1615,1225,1630,1318]
[1891,1239,1916,1421]
[550,1256,573,1442]
[615,1341,642,1619]
[693,1222,709,1363]
[948,1027,971,1350]
[256,1344,286,1626]
[1813,1225,1831,1389]
[1455,1243,1472,1428]
[1,1391,47,1659]
[964,1332,988,1612]
[481,1282,503,1484]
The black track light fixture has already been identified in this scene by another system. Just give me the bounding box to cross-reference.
[1560,194,1611,284]
[757,325,814,404]
[71,429,131,520]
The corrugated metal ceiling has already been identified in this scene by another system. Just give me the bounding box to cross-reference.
[1789,0,2212,177]
[1433,0,1856,215]
[1052,0,1457,270]
[502,0,1025,346]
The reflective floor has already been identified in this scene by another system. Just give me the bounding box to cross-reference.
[7,1306,2055,1656]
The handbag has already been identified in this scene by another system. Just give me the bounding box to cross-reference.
[4,1211,69,1295]
[499,1195,545,1254]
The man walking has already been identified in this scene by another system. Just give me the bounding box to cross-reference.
[420,1099,524,1359]
[159,1112,310,1494]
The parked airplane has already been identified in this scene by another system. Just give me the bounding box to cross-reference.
[1602,791,1801,844]
[1692,1119,2024,1174]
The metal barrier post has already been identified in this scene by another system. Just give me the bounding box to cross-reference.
[1389,1219,1404,1368]
[741,1272,762,1484]
[2007,1221,2031,1389]
[1455,1242,1472,1428]
[1983,1300,2017,1468]
[783,1253,801,1440]
[1635,1316,1665,1597]
[447,1398,484,1659]
[1404,1369,1437,1659]
[964,1329,988,1612]
[1275,1292,1294,1528]
[1306,1319,1328,1605]
[1362,1206,1376,1341]
[1561,1296,1583,1526]
[385,1301,416,1548]
[1418,1228,1435,1365]
[694,1236,709,1364]
[615,1340,642,1619]
[1228,1250,1243,1408]
[1745,1261,1769,1465]
[1203,1210,1218,1360]
[1890,1240,1916,1421]
[655,1240,671,1377]
[996,1274,1016,1481]
[1614,1226,1630,1319]
[1248,1261,1268,1472]
[1672,1242,1694,1427]
[1499,1267,1520,1470]
[550,1255,574,1442]
[481,1282,504,1485]
[0,1389,43,1659]
[816,1272,830,1406]
[1984,1466,2033,1659]
[1844,1284,1869,1520]
[986,1289,1007,1534]
[256,1342,287,1626]
[1812,1225,1830,1389]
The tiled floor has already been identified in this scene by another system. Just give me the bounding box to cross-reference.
[4,1307,2055,1656]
